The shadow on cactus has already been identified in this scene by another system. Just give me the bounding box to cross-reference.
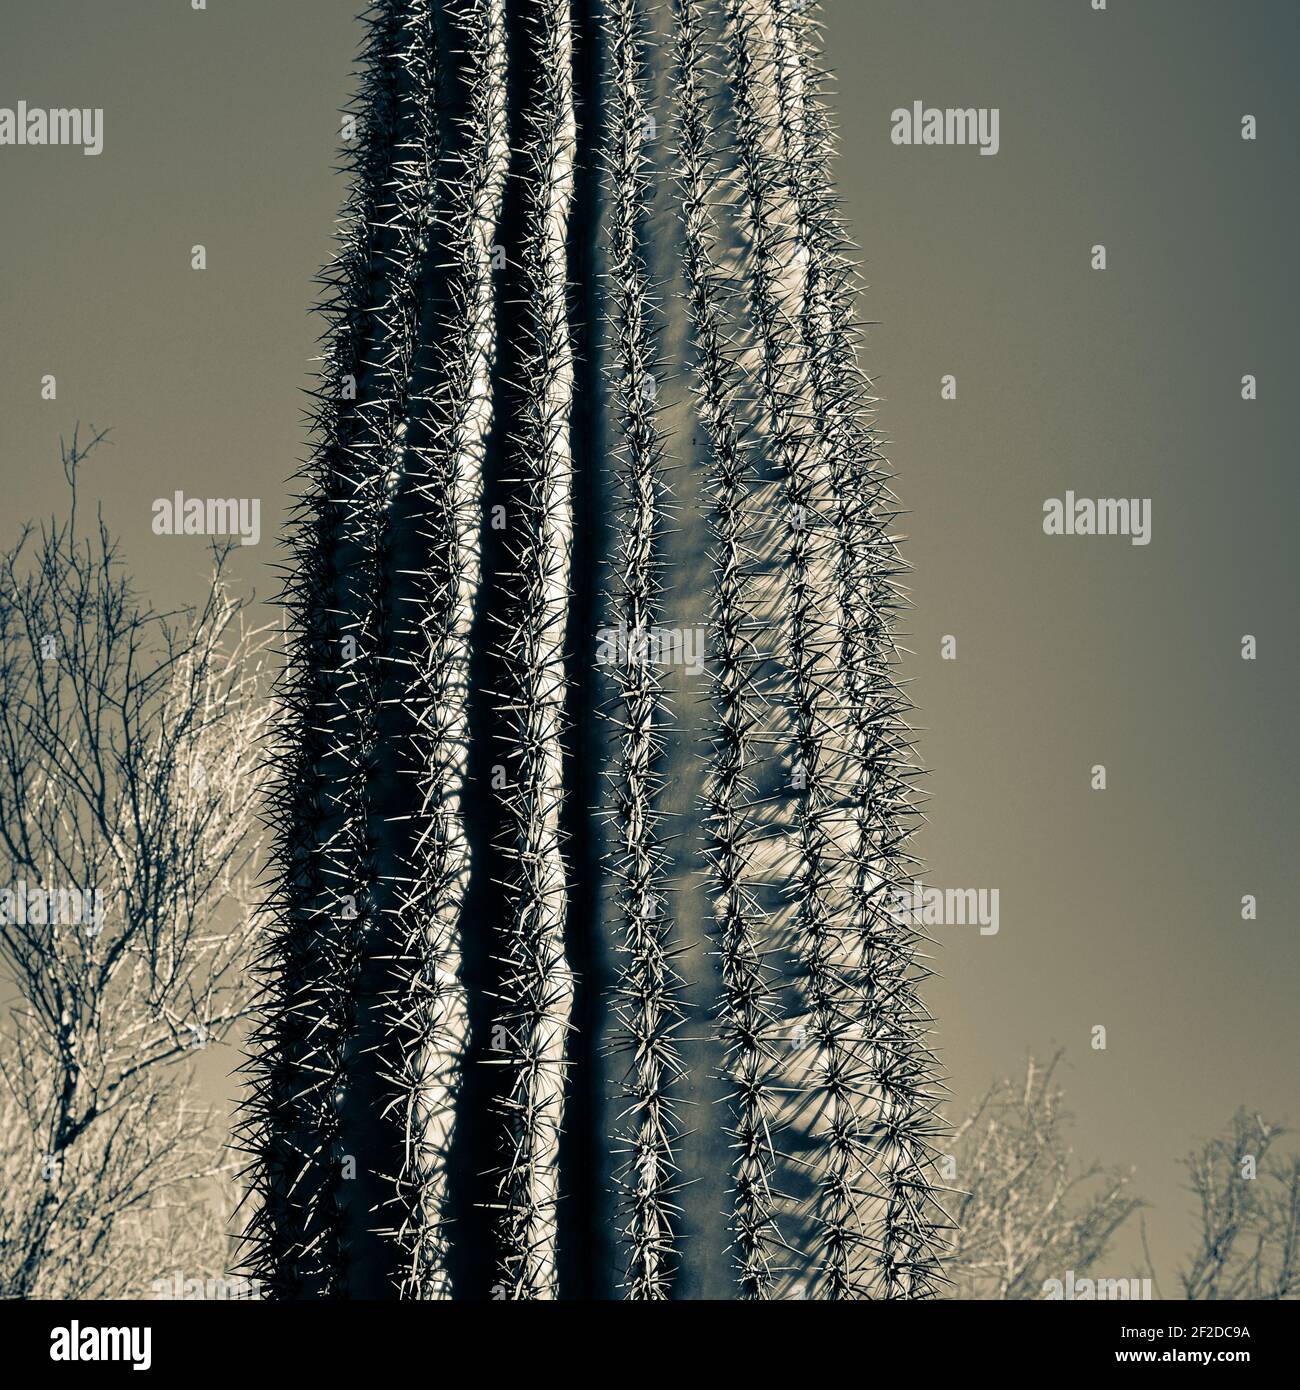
[239,0,950,1300]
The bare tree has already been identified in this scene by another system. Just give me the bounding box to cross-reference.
[946,1051,1143,1299]
[0,429,268,1297]
[1180,1110,1300,1300]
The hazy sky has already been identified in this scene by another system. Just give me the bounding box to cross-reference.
[1,0,1296,1290]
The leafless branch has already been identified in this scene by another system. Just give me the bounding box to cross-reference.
[0,429,269,1297]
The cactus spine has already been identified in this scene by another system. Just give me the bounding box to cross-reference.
[246,0,949,1300]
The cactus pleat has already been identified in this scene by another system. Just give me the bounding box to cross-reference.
[672,0,785,1298]
[488,0,578,1300]
[246,0,947,1300]
[243,3,415,1296]
[389,0,509,1298]
[603,0,686,1301]
[771,0,950,1296]
[351,0,454,1298]
[723,0,881,1298]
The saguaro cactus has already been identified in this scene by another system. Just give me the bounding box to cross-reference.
[244,0,949,1300]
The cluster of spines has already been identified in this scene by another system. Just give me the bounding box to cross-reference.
[330,0,453,1297]
[599,0,689,1302]
[722,0,883,1298]
[386,0,510,1301]
[242,0,411,1298]
[771,0,951,1297]
[487,0,578,1300]
[672,0,787,1298]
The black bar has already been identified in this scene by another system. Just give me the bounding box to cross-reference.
[1,1297,1285,1375]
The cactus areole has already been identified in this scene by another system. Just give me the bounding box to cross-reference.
[243,0,949,1300]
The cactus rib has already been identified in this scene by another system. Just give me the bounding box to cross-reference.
[724,0,876,1298]
[672,0,789,1299]
[773,0,951,1297]
[489,0,578,1300]
[386,0,511,1298]
[601,0,688,1301]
